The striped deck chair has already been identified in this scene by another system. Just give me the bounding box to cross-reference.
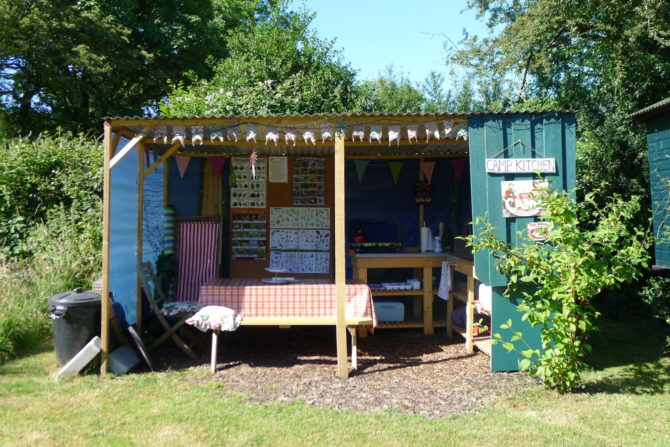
[176,221,220,302]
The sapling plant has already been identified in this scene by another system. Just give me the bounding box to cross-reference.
[466,186,650,393]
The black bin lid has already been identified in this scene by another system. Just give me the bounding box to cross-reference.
[48,288,101,308]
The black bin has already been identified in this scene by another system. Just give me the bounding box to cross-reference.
[48,288,101,366]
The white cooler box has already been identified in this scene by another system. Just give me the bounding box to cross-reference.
[374,301,405,322]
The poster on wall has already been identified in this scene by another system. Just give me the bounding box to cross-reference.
[269,251,329,274]
[269,229,330,251]
[230,157,267,208]
[269,156,288,183]
[501,180,548,217]
[231,209,267,260]
[293,157,326,206]
[270,207,330,229]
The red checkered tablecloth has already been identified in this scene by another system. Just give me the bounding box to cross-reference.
[198,278,376,326]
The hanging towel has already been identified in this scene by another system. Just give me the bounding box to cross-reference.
[176,221,219,302]
[437,261,452,300]
[478,283,493,312]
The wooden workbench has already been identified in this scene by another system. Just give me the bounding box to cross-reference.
[350,250,460,335]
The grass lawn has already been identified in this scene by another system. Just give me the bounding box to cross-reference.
[0,319,668,447]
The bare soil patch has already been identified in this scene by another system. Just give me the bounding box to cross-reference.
[152,326,535,418]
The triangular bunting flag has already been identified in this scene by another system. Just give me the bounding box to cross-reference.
[210,157,227,177]
[420,161,435,184]
[389,161,404,185]
[450,159,467,183]
[175,156,191,179]
[354,160,370,184]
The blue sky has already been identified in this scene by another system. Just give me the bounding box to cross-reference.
[301,0,489,85]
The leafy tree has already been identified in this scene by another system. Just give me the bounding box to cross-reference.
[0,132,102,259]
[0,0,278,135]
[467,186,650,392]
[161,5,358,116]
[353,67,425,113]
[451,0,670,201]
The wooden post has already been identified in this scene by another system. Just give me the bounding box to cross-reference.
[334,131,348,379]
[466,272,475,352]
[101,121,113,374]
[136,144,145,335]
[415,158,425,318]
[422,266,433,335]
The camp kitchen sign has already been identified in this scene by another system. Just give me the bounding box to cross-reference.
[486,158,556,174]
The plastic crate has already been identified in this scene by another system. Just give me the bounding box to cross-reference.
[374,301,404,322]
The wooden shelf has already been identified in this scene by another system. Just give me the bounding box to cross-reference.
[377,318,447,329]
[371,290,424,296]
[474,338,491,356]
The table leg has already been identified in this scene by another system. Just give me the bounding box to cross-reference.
[211,329,219,374]
[348,327,357,370]
[446,291,454,337]
[423,267,433,335]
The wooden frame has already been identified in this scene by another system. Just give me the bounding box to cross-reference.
[101,113,473,378]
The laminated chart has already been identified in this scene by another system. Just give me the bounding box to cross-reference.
[230,157,267,208]
[269,207,330,229]
[293,157,326,206]
[270,251,329,274]
[269,229,330,251]
[269,207,330,273]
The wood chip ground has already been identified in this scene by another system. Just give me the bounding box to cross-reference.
[152,326,535,418]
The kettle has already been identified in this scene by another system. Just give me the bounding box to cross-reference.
[353,229,367,243]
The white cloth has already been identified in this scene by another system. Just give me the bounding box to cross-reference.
[186,306,242,333]
[437,261,452,301]
[478,283,493,312]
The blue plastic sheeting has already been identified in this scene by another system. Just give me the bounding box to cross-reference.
[167,157,202,216]
[345,158,470,247]
[143,158,164,266]
[109,139,138,325]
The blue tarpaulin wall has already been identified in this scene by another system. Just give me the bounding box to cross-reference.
[345,158,471,246]
[109,140,163,326]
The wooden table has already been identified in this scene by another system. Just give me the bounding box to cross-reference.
[197,278,376,369]
[349,250,474,344]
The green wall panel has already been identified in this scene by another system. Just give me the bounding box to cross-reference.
[647,123,670,268]
[468,113,576,371]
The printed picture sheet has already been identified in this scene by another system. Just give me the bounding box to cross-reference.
[269,229,330,251]
[270,251,329,274]
[230,157,267,208]
[270,207,330,229]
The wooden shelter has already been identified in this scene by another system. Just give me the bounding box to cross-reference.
[101,111,575,377]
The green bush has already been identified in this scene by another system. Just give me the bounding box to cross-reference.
[0,133,103,363]
[0,132,102,259]
[467,187,650,393]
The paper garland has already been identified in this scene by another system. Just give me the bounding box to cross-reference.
[265,126,279,145]
[192,126,204,145]
[144,121,468,147]
[172,125,185,146]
